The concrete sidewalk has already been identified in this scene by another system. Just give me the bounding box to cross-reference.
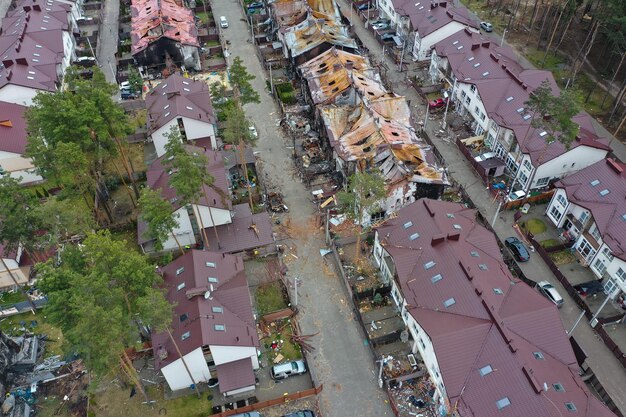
[339,3,626,415]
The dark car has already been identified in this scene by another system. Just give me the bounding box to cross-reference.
[380,33,395,42]
[428,98,447,109]
[121,90,139,99]
[505,237,530,262]
[480,21,493,32]
[283,411,315,417]
[574,280,604,297]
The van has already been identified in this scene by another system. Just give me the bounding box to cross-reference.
[270,360,307,380]
[220,16,228,28]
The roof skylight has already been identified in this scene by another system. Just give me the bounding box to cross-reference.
[590,179,600,186]
[403,221,413,229]
[443,297,456,308]
[493,288,503,295]
[600,189,610,196]
[424,261,436,270]
[431,274,443,283]
[496,397,511,410]
[506,96,514,102]
[479,365,493,376]
[409,232,420,241]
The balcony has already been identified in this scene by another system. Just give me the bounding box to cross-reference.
[566,212,589,232]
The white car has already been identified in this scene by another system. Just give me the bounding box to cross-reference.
[248,125,258,139]
[536,281,564,308]
[220,16,228,28]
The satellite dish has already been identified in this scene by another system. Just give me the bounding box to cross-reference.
[204,291,212,299]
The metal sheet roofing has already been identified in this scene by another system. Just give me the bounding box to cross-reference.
[270,0,308,27]
[0,101,28,154]
[282,15,356,58]
[433,28,610,165]
[556,158,626,260]
[146,73,216,134]
[389,0,476,37]
[375,198,616,417]
[0,0,72,93]
[130,0,199,55]
[152,250,259,371]
[215,357,255,393]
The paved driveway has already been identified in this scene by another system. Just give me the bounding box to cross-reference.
[212,0,393,416]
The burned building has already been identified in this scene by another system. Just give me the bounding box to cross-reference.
[130,0,201,72]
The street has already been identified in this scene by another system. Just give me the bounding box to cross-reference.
[97,0,120,84]
[336,4,626,415]
[212,0,394,415]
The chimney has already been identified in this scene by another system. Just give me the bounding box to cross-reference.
[447,231,460,240]
[32,4,40,10]
[460,260,473,280]
[490,52,498,62]
[474,284,482,295]
[431,234,446,246]
[522,366,542,393]
[345,61,354,70]
[22,5,31,11]
[423,199,436,216]
[333,63,342,71]
[15,57,27,65]
[440,1,447,6]
[471,43,479,50]
[464,27,472,35]
[481,41,490,48]
[2,59,13,68]
[607,158,624,174]
[446,10,453,17]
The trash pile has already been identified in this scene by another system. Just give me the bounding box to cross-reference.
[388,376,438,417]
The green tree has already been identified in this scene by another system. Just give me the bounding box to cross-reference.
[37,231,172,395]
[127,67,144,95]
[337,171,386,265]
[163,128,222,249]
[34,196,94,250]
[230,56,261,106]
[138,188,184,254]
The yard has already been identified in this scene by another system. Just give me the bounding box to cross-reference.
[520,218,547,235]
[540,238,560,248]
[255,281,289,316]
[0,310,65,357]
[549,249,578,266]
[260,319,303,362]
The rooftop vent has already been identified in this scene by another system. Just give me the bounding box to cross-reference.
[431,234,446,246]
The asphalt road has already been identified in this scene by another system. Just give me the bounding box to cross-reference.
[97,0,120,84]
[213,0,394,416]
[338,5,626,415]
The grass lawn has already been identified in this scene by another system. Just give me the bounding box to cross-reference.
[255,281,288,316]
[0,290,27,305]
[522,218,547,235]
[263,319,303,362]
[549,250,577,266]
[525,47,567,71]
[0,311,65,357]
[540,239,560,248]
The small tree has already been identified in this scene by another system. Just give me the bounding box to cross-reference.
[230,56,261,106]
[337,171,386,265]
[127,67,143,95]
[138,188,184,254]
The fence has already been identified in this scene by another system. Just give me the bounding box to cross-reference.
[455,137,488,184]
[261,307,295,323]
[209,385,324,417]
[503,191,554,210]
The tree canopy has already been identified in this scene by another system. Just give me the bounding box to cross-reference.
[38,231,171,375]
[138,187,181,252]
[230,57,261,105]
[0,176,43,255]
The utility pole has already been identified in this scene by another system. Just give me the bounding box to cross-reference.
[423,101,430,131]
[268,62,274,95]
[398,36,407,72]
[365,0,371,27]
[501,27,507,47]
[491,197,503,227]
[441,77,456,128]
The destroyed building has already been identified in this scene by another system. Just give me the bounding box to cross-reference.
[130,0,201,72]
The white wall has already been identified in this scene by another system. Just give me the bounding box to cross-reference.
[224,384,255,397]
[165,207,196,250]
[183,117,216,145]
[0,85,40,106]
[454,83,489,135]
[180,45,201,71]
[413,23,474,61]
[194,205,232,228]
[532,146,608,189]
[545,188,569,227]
[209,345,259,369]
[161,347,212,391]
[152,120,180,158]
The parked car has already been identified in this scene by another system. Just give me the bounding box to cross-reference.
[380,33,395,41]
[574,280,604,297]
[372,22,389,30]
[283,411,315,417]
[232,412,262,417]
[247,2,264,8]
[357,2,370,10]
[480,21,493,32]
[270,360,307,380]
[220,16,228,28]
[537,281,564,307]
[121,90,139,100]
[74,56,96,67]
[248,125,258,139]
[428,98,447,109]
[504,237,530,262]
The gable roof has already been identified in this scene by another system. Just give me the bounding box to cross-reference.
[556,158,626,260]
[0,0,73,94]
[152,250,259,370]
[390,0,476,36]
[146,144,231,212]
[433,28,610,166]
[376,198,616,417]
[0,102,28,154]
[130,0,199,55]
[146,74,216,134]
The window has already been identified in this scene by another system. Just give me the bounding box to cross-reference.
[431,274,443,283]
[476,125,485,136]
[208,277,219,283]
[181,331,190,341]
[616,268,626,282]
[600,189,610,196]
[590,179,600,186]
[533,351,544,360]
[493,288,503,295]
[603,247,614,262]
[206,262,216,268]
[556,194,567,207]
[549,206,563,222]
[523,159,532,170]
[180,313,188,322]
[214,324,226,331]
[579,211,589,225]
[479,365,493,376]
[461,90,466,99]
[593,258,607,276]
[403,221,413,229]
[553,383,565,392]
[419,338,426,350]
[478,264,488,270]
[470,84,476,94]
[591,226,602,242]
[536,176,549,187]
[177,282,186,291]
[443,297,456,308]
[409,233,419,240]
[465,96,471,105]
[480,112,486,122]
[471,251,480,257]
[518,171,528,186]
[176,267,185,275]
[212,306,224,313]
[565,402,577,412]
[424,261,436,270]
[577,239,596,261]
[474,106,480,115]
[496,397,511,410]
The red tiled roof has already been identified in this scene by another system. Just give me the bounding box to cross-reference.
[146,144,231,212]
[152,250,259,370]
[215,357,255,393]
[0,102,28,154]
[130,0,199,54]
[390,0,476,36]
[433,29,610,166]
[0,0,72,94]
[204,204,275,254]
[376,198,616,417]
[556,158,626,260]
[146,74,216,134]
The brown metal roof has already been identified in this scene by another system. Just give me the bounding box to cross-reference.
[146,73,216,134]
[203,204,275,254]
[0,102,28,154]
[376,198,617,417]
[215,357,255,393]
[130,0,199,55]
[389,0,476,36]
[152,250,259,370]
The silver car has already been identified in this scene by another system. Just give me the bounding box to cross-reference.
[270,360,307,380]
[537,281,564,308]
[232,412,262,417]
